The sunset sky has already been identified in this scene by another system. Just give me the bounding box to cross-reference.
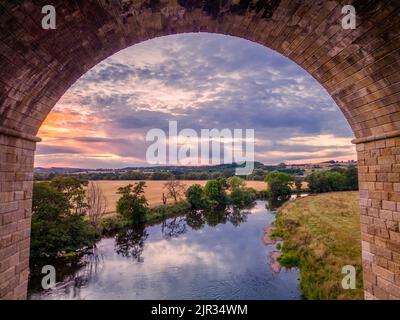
[35,33,356,169]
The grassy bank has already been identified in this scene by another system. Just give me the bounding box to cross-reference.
[273,191,363,300]
[100,201,191,233]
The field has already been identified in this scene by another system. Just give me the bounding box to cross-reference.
[273,191,363,300]
[92,180,267,215]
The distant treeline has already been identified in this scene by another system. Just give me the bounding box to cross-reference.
[306,165,358,193]
[34,167,304,182]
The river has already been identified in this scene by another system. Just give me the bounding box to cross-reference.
[28,200,301,300]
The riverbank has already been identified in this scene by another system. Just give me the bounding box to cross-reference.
[100,201,191,233]
[92,180,268,215]
[272,191,363,300]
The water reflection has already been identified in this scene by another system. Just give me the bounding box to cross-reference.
[228,208,249,226]
[115,225,148,262]
[28,201,301,300]
[185,211,205,230]
[161,217,187,239]
[29,247,104,299]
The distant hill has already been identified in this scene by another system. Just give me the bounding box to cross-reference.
[34,167,89,173]
[34,162,266,173]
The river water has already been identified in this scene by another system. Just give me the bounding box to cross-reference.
[28,200,300,300]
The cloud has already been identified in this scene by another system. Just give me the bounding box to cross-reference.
[36,145,82,155]
[35,33,355,168]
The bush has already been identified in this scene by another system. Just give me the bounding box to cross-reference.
[185,177,257,210]
[100,216,126,233]
[230,187,257,208]
[116,182,148,224]
[185,184,207,210]
[204,179,228,209]
[148,201,191,223]
[31,180,98,259]
[306,168,357,193]
[277,249,300,268]
[265,171,293,198]
[344,165,358,190]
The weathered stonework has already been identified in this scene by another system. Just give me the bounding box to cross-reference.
[357,136,400,299]
[0,132,35,299]
[0,0,400,299]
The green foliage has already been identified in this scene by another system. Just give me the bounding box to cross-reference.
[100,216,127,233]
[230,187,257,208]
[216,176,229,190]
[186,178,256,210]
[50,176,89,215]
[306,166,358,193]
[185,184,208,210]
[204,179,228,209]
[30,179,98,259]
[116,182,148,224]
[294,177,302,193]
[277,249,300,268]
[226,176,245,191]
[344,165,358,190]
[34,162,299,182]
[265,171,293,198]
[148,201,191,224]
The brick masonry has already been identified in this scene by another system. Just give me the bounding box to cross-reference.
[0,0,400,299]
[358,136,400,299]
[0,132,34,299]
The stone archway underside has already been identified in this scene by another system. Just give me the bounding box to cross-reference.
[1,0,400,299]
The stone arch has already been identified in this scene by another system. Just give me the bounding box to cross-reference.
[1,0,400,299]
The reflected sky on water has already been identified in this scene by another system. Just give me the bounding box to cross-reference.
[28,201,300,300]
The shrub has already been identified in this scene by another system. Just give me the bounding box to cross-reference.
[31,180,98,259]
[185,184,207,210]
[204,179,228,209]
[305,166,358,194]
[116,182,148,224]
[230,187,257,208]
[264,171,293,198]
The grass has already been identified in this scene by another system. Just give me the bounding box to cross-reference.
[273,191,363,300]
[146,201,192,225]
[99,201,192,233]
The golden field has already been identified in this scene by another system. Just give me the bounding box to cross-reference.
[93,180,267,214]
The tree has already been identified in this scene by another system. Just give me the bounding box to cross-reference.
[216,176,229,190]
[185,184,206,210]
[226,177,256,208]
[265,171,293,198]
[294,177,303,194]
[306,171,347,193]
[164,178,186,203]
[50,176,89,215]
[116,182,148,223]
[226,176,245,191]
[86,181,108,227]
[204,179,228,208]
[230,187,257,208]
[344,165,358,190]
[31,181,98,259]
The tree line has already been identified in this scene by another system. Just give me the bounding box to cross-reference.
[33,166,304,182]
[264,165,358,200]
[30,176,258,260]
[30,166,357,260]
